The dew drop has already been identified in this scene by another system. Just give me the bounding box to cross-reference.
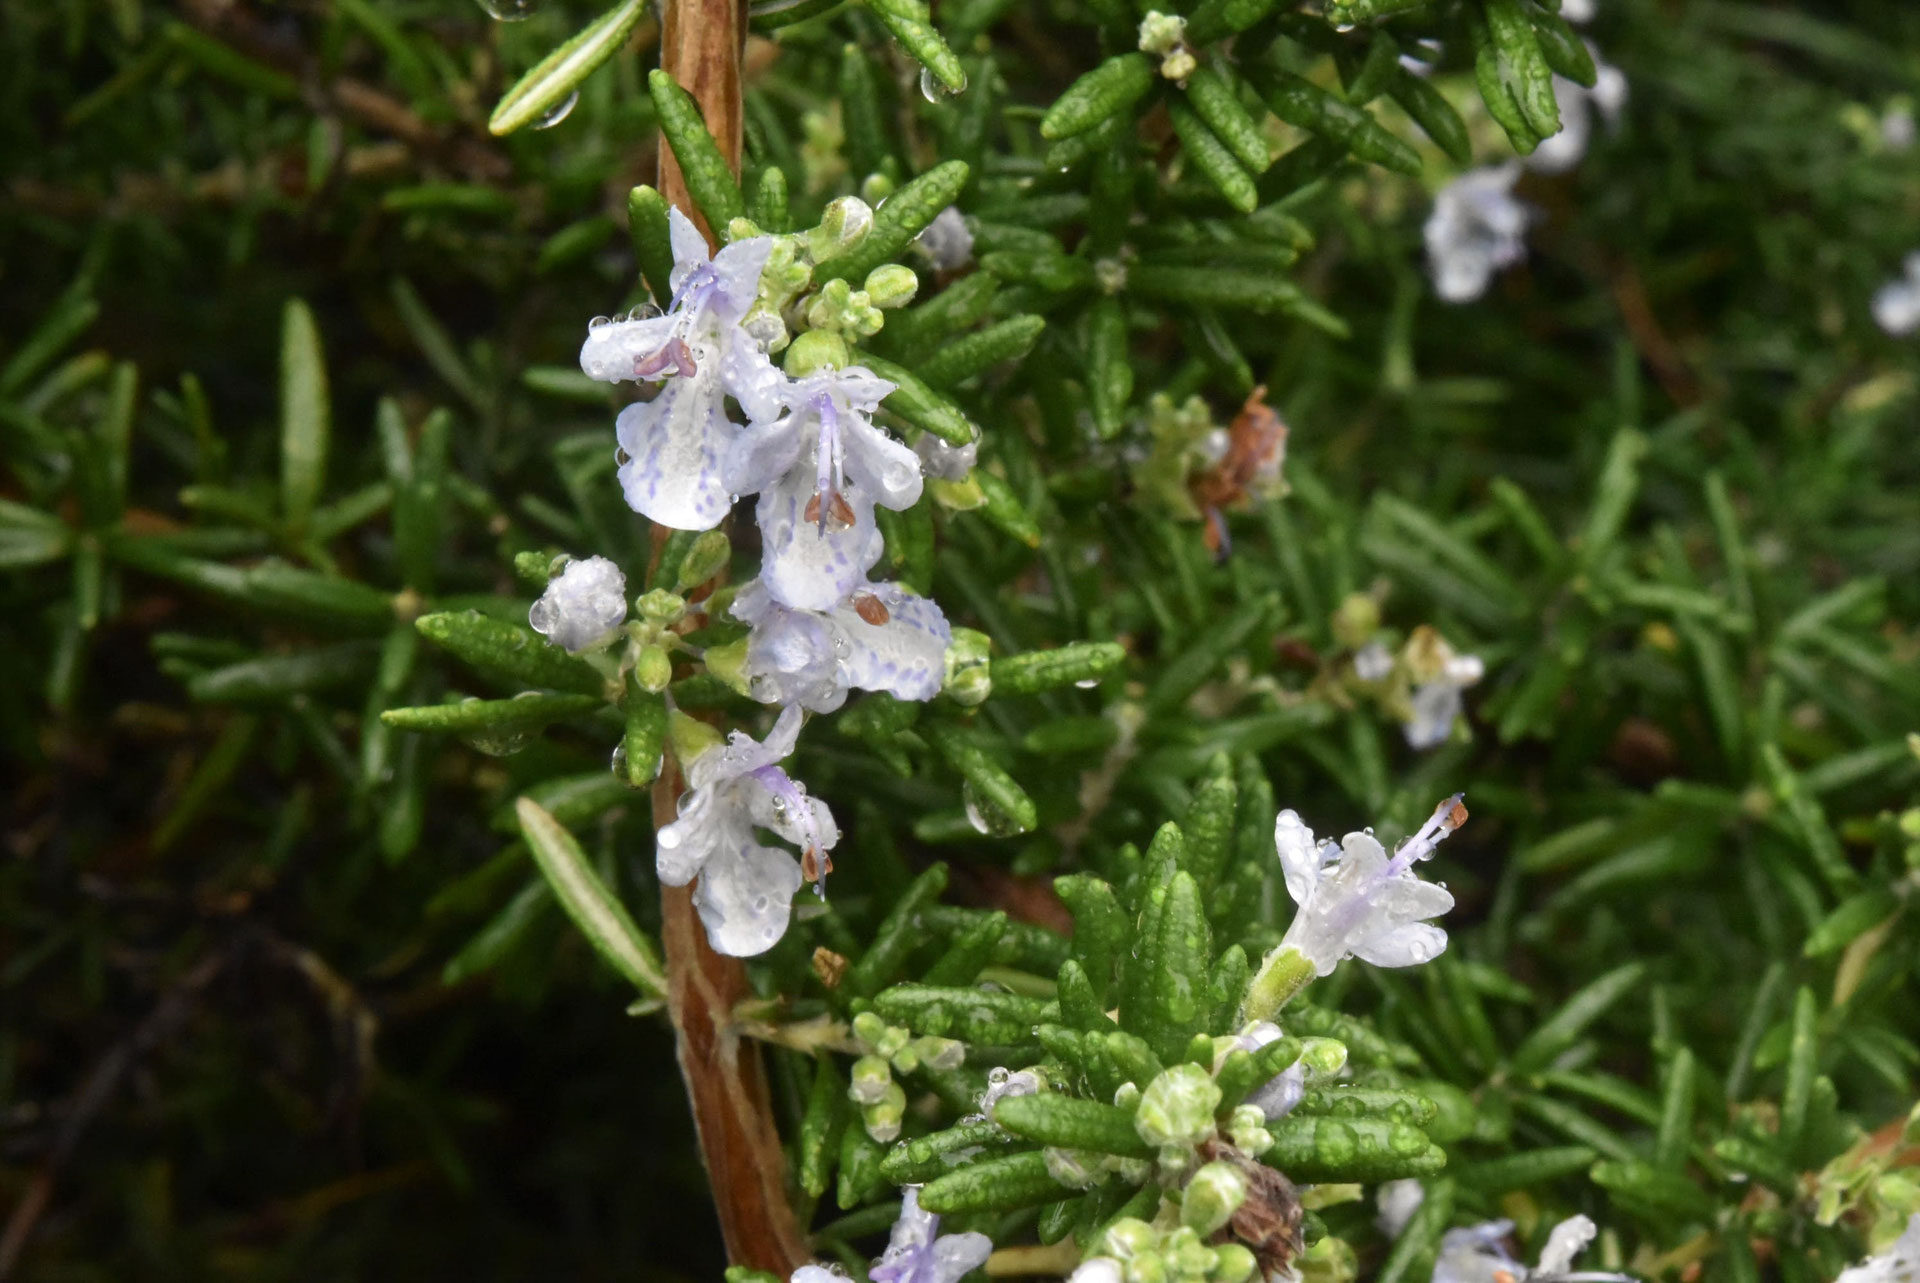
[528,596,557,636]
[476,0,540,17]
[658,825,683,850]
[1075,678,1099,689]
[589,314,611,330]
[610,743,628,777]
[531,90,579,130]
[919,66,967,103]
[962,779,1029,838]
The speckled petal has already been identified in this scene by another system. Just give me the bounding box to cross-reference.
[722,322,787,424]
[834,586,951,702]
[710,236,775,325]
[614,371,736,531]
[756,466,883,611]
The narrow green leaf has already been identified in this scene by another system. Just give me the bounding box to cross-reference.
[490,0,647,135]
[279,299,329,532]
[515,797,667,1004]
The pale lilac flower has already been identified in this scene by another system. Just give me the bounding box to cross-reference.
[1425,165,1531,303]
[579,208,784,532]
[1838,1213,1920,1283]
[1873,253,1920,336]
[1528,46,1628,175]
[1273,796,1462,977]
[1353,641,1394,682]
[655,705,839,956]
[1435,1214,1634,1283]
[1882,105,1916,152]
[916,206,975,271]
[529,555,627,653]
[981,1066,1046,1120]
[1068,1259,1124,1283]
[1376,1178,1426,1239]
[731,576,951,713]
[791,1269,846,1283]
[869,1188,993,1283]
[1560,0,1595,22]
[1407,651,1486,750]
[724,365,921,611]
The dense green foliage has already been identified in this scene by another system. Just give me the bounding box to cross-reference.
[5,0,1920,1280]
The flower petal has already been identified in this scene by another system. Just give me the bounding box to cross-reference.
[723,410,805,499]
[755,466,883,611]
[1350,921,1449,969]
[666,206,712,292]
[721,321,787,424]
[1273,810,1327,906]
[842,416,924,512]
[709,236,775,324]
[692,838,802,957]
[579,312,684,383]
[656,784,725,886]
[615,373,735,531]
[1538,1214,1598,1277]
[834,585,951,702]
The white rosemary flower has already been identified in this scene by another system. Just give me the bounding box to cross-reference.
[528,555,627,654]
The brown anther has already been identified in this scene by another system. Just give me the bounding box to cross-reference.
[810,946,848,990]
[827,490,857,531]
[804,493,822,525]
[800,847,834,885]
[852,592,891,625]
[1448,798,1469,830]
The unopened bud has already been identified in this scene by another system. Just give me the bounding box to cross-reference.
[635,588,687,622]
[865,264,920,309]
[1134,1063,1221,1152]
[861,1080,907,1142]
[1181,1161,1248,1236]
[848,1054,893,1105]
[1208,1245,1257,1283]
[634,643,673,692]
[676,529,732,591]
[807,196,873,260]
[784,329,851,376]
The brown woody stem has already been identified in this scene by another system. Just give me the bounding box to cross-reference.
[655,0,811,1271]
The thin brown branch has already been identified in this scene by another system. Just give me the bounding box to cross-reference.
[655,0,809,1268]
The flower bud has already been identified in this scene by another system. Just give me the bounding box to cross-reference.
[784,329,851,376]
[529,555,628,653]
[861,1080,907,1142]
[864,264,920,309]
[914,1036,966,1071]
[1100,1217,1158,1262]
[850,1010,889,1047]
[669,530,729,591]
[1208,1245,1257,1283]
[1134,1064,1221,1153]
[635,588,687,622]
[1331,592,1381,649]
[848,1054,893,1105]
[807,196,873,260]
[634,643,673,692]
[1180,1161,1248,1236]
[1225,1104,1272,1155]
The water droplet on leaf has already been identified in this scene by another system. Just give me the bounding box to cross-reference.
[532,90,579,130]
[919,66,966,102]
[475,0,539,19]
[963,779,1029,838]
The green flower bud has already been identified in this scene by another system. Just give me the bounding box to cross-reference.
[1135,1063,1222,1153]
[726,216,765,242]
[850,1010,889,1046]
[634,643,673,693]
[1136,10,1186,55]
[864,264,920,309]
[861,1079,907,1143]
[784,329,851,376]
[806,196,874,261]
[1331,593,1382,650]
[634,588,687,623]
[1181,1161,1247,1236]
[943,627,994,707]
[1101,1217,1158,1262]
[1226,1104,1272,1156]
[860,172,896,205]
[1209,1245,1257,1283]
[848,1054,893,1105]
[1114,1081,1143,1110]
[913,1036,966,1071]
[804,277,885,338]
[675,529,732,592]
